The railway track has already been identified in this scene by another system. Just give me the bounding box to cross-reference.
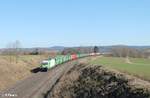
[0,57,85,98]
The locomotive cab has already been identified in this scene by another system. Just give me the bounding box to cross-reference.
[41,61,48,65]
[40,60,49,71]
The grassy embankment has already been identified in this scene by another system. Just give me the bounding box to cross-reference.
[0,55,47,90]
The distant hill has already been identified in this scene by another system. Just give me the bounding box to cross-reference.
[99,46,150,53]
[0,45,150,54]
[49,46,65,51]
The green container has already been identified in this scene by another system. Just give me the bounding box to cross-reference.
[68,55,71,61]
[64,56,68,62]
[55,55,63,65]
[59,56,63,64]
[55,55,72,65]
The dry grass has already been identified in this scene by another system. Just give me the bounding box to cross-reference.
[0,55,47,90]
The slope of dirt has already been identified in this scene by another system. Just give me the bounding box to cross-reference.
[48,64,150,98]
[0,55,47,90]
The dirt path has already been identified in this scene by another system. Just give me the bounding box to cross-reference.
[0,57,95,98]
[125,57,133,64]
[125,57,150,66]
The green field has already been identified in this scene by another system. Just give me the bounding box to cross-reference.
[91,56,150,81]
[130,58,150,64]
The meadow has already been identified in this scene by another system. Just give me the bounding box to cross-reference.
[91,56,150,81]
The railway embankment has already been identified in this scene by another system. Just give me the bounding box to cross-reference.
[47,64,150,98]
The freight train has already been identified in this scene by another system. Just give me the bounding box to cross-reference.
[40,53,100,71]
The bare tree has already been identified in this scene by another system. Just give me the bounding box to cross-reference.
[111,46,144,58]
[61,48,78,55]
[94,46,99,53]
[13,40,21,63]
[5,42,14,63]
[4,40,22,63]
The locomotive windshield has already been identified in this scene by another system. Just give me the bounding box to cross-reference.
[41,61,49,65]
[42,62,48,65]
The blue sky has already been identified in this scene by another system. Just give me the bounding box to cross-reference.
[0,0,150,48]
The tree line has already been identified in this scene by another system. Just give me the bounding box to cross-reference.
[61,46,99,55]
[2,40,21,63]
[111,46,149,58]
